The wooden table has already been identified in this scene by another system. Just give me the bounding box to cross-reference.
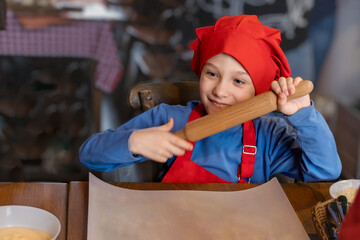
[67,181,332,240]
[0,182,68,240]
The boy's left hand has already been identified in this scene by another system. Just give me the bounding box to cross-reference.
[271,77,311,116]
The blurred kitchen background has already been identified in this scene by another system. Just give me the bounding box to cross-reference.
[0,0,359,182]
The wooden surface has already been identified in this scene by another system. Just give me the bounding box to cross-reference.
[0,182,68,240]
[67,181,331,240]
[67,182,88,240]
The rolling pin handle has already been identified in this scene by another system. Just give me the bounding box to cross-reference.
[286,80,314,101]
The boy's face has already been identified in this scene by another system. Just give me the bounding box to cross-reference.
[199,53,255,115]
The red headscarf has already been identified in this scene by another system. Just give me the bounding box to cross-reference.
[190,15,291,95]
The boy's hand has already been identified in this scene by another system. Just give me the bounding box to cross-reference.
[271,77,311,116]
[128,118,193,163]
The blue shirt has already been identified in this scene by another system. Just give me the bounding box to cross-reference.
[79,101,341,183]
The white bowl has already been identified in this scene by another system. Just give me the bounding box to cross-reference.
[330,179,360,202]
[0,205,61,240]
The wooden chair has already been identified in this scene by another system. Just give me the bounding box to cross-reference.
[129,80,200,112]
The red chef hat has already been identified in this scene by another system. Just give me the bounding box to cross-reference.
[190,15,291,95]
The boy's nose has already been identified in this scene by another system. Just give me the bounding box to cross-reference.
[213,81,228,98]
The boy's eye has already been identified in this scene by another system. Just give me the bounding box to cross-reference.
[206,71,217,77]
[234,79,244,84]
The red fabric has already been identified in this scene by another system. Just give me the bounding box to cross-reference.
[190,15,291,95]
[162,103,256,183]
[339,190,360,240]
[238,120,256,182]
[161,147,230,183]
[162,103,228,183]
[0,11,123,93]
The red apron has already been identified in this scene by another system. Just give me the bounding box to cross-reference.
[162,103,256,183]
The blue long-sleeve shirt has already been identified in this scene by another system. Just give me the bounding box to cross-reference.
[79,101,341,183]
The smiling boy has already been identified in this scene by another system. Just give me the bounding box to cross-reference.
[79,15,341,183]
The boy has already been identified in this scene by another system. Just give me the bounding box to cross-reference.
[79,15,341,183]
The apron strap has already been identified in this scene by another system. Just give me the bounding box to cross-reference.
[238,120,256,183]
[188,102,205,123]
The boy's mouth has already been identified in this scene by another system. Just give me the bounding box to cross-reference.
[209,99,228,109]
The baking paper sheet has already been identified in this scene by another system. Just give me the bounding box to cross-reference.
[87,173,309,240]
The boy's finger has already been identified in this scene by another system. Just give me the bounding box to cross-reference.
[271,80,281,94]
[277,92,287,105]
[157,118,174,132]
[156,156,169,163]
[167,144,186,157]
[171,135,193,151]
[178,140,193,151]
[287,77,295,95]
[293,76,303,86]
[280,77,293,96]
[158,148,173,160]
[279,77,289,96]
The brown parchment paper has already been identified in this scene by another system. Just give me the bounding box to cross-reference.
[87,173,309,240]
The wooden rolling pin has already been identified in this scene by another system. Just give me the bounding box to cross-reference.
[174,80,314,141]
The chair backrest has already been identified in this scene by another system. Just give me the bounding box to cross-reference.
[129,81,200,111]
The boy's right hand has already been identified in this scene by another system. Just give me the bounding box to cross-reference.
[128,118,193,163]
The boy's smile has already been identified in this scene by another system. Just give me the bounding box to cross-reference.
[199,53,255,115]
